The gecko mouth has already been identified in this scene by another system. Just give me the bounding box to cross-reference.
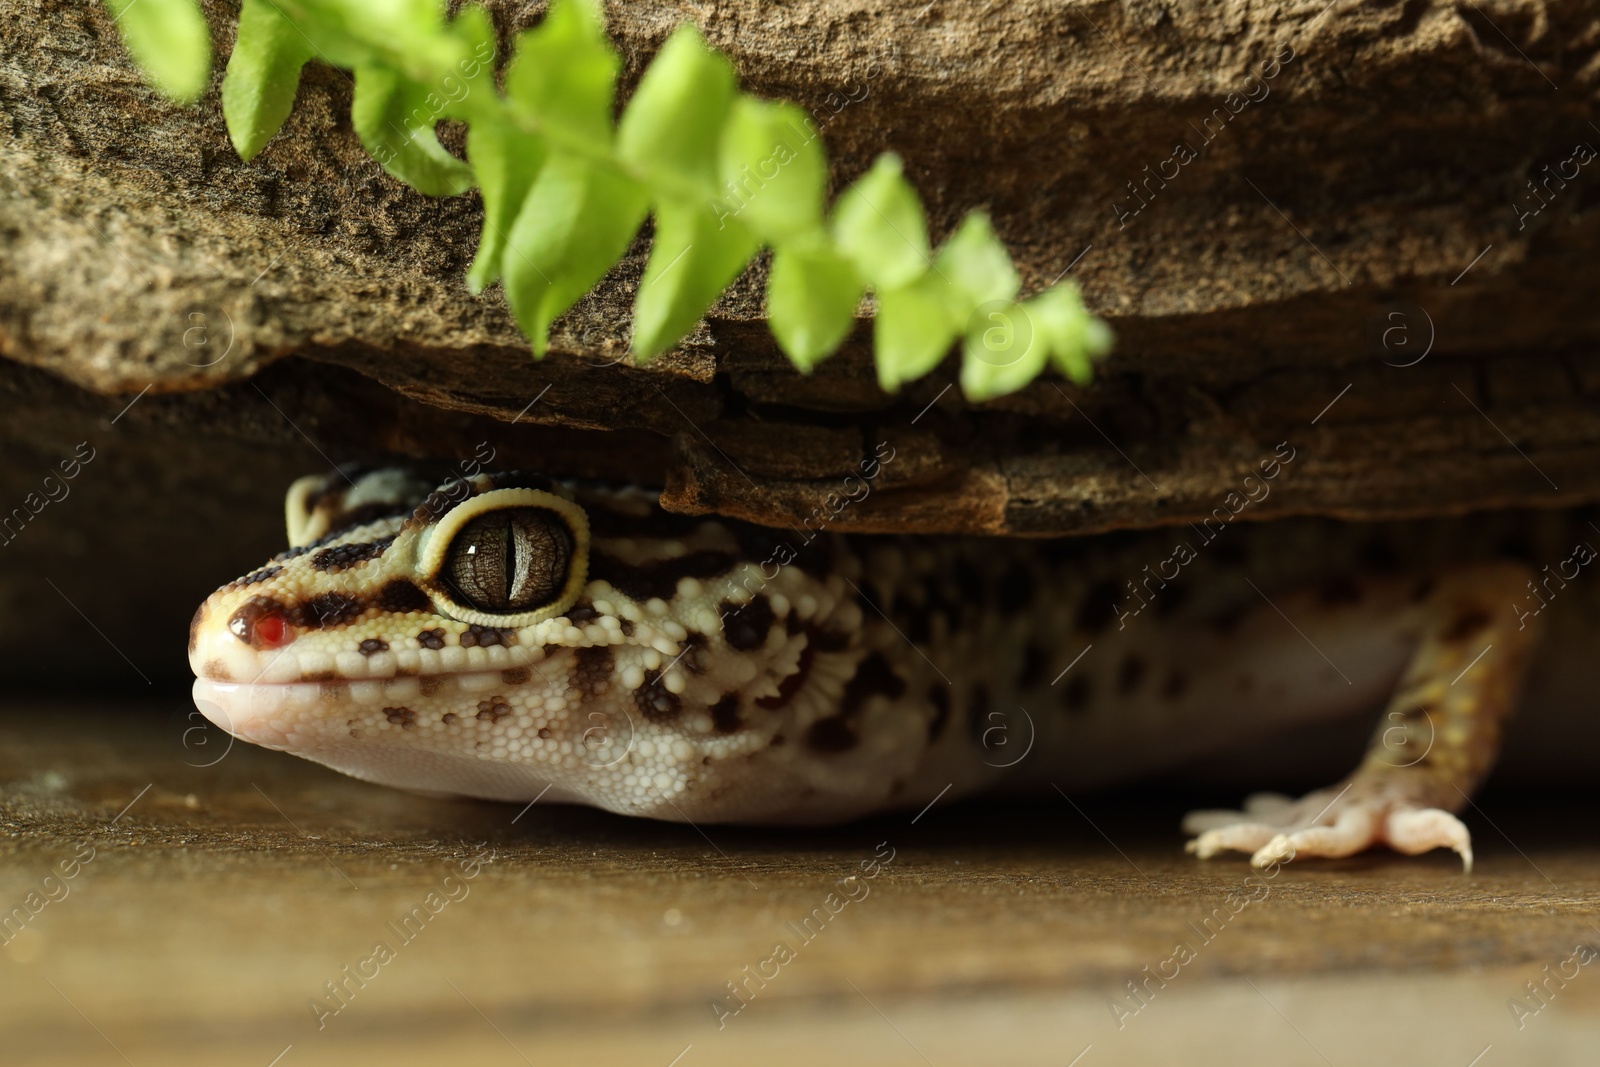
[191,668,535,750]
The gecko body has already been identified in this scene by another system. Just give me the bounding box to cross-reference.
[189,466,1579,867]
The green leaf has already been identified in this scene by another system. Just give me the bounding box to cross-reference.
[1028,283,1114,385]
[284,0,456,73]
[465,116,548,293]
[767,245,863,370]
[350,64,476,196]
[106,0,212,104]
[960,300,1047,401]
[933,211,1020,327]
[831,154,928,291]
[432,5,498,124]
[505,0,620,150]
[632,198,760,362]
[617,25,737,197]
[874,273,957,392]
[222,0,313,160]
[718,99,825,241]
[502,155,649,354]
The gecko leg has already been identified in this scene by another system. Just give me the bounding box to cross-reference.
[1183,561,1539,870]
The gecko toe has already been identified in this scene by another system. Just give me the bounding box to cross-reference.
[1253,806,1377,866]
[1383,807,1474,872]
[1187,822,1278,859]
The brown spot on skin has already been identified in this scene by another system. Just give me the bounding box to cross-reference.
[419,677,445,697]
[770,734,786,746]
[710,694,742,734]
[1075,580,1120,634]
[501,666,531,685]
[756,639,817,711]
[786,613,804,635]
[590,550,737,603]
[312,536,396,573]
[618,618,636,637]
[813,629,851,652]
[226,564,283,591]
[409,478,473,525]
[570,646,615,700]
[461,625,515,648]
[299,593,363,629]
[1318,576,1363,606]
[321,502,414,540]
[1411,577,1437,603]
[1443,609,1492,642]
[303,670,339,682]
[927,685,951,742]
[384,706,417,729]
[635,668,681,723]
[1062,674,1092,713]
[202,659,229,681]
[839,652,906,716]
[806,716,857,753]
[721,595,776,652]
[538,726,553,739]
[417,628,446,650]
[358,638,389,656]
[442,713,459,725]
[378,579,432,614]
[679,632,710,674]
[1161,670,1188,700]
[476,698,512,724]
[1118,655,1145,694]
[565,601,598,623]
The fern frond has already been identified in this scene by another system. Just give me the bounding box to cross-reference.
[104,0,1113,400]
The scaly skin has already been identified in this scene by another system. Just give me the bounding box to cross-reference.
[190,466,1575,863]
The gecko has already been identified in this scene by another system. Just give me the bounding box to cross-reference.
[187,463,1587,869]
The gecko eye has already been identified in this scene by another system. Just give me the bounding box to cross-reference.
[444,508,573,613]
[418,485,591,627]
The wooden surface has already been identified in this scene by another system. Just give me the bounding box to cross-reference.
[1,703,1598,1065]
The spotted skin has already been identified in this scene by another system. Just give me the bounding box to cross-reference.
[190,468,1587,864]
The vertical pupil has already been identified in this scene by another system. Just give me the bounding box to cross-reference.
[446,507,572,613]
[502,512,517,602]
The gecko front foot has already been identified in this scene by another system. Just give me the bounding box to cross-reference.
[1182,784,1473,870]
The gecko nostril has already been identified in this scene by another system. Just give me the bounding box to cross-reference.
[227,596,295,649]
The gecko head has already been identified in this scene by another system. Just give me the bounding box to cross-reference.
[187,466,860,813]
